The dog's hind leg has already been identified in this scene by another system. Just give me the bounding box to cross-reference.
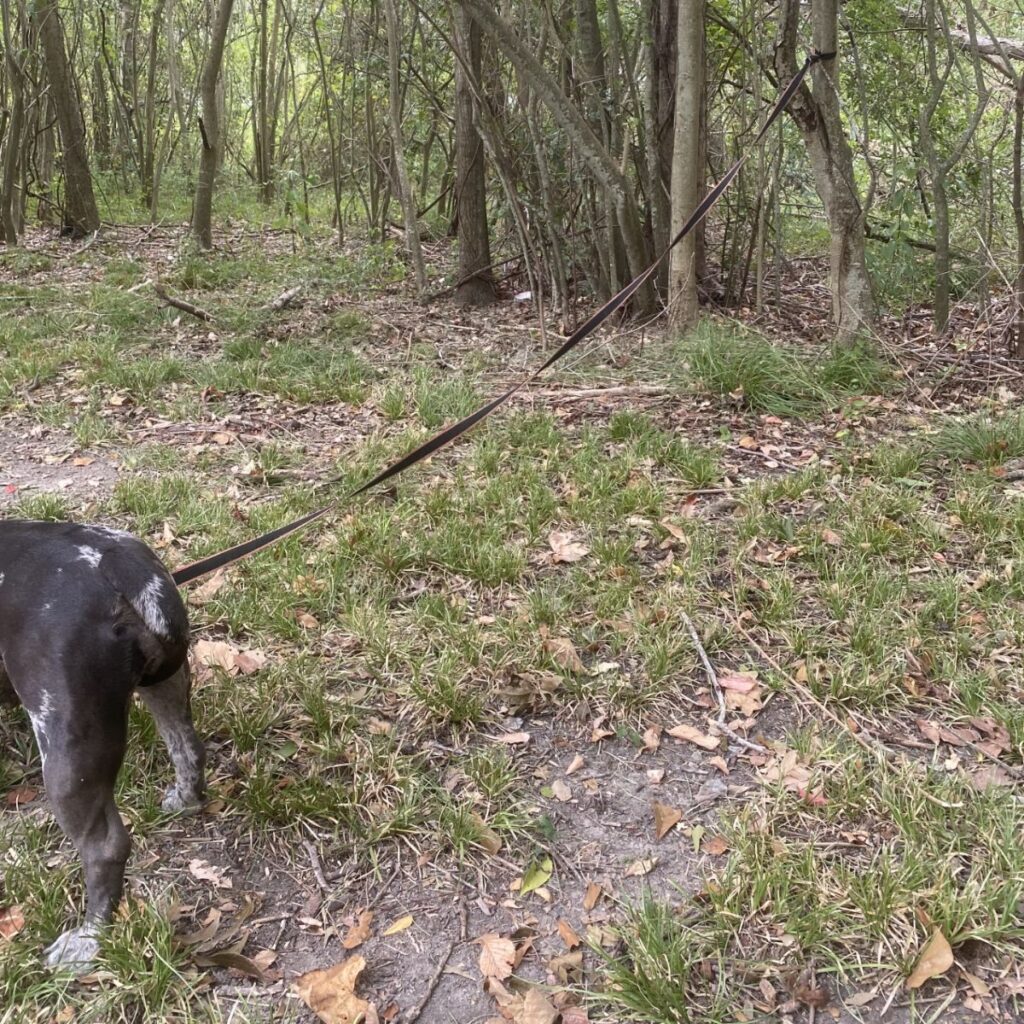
[39,689,131,970]
[138,663,206,814]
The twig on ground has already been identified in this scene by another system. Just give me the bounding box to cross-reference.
[266,284,303,311]
[68,230,100,259]
[404,901,468,1024]
[681,612,766,753]
[301,839,330,892]
[153,280,215,322]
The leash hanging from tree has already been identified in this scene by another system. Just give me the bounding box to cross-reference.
[171,50,834,588]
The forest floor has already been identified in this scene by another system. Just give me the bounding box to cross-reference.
[1,225,1023,1024]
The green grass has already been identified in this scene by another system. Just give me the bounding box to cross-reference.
[2,230,1023,1023]
[682,323,892,415]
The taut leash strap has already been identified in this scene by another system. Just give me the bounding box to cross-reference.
[171,51,832,588]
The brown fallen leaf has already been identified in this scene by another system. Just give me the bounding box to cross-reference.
[292,956,379,1024]
[550,779,572,802]
[784,967,830,1008]
[490,731,531,746]
[820,528,843,547]
[667,723,720,750]
[187,858,233,889]
[906,928,954,989]
[543,637,584,674]
[296,610,320,629]
[653,801,682,840]
[188,570,228,607]
[565,754,585,775]
[0,905,26,941]
[382,914,413,936]
[478,933,517,980]
[557,919,582,949]
[582,882,602,911]
[342,909,374,950]
[624,857,658,877]
[642,724,662,753]
[717,672,758,693]
[702,835,730,856]
[5,784,38,807]
[519,987,559,1024]
[548,530,590,564]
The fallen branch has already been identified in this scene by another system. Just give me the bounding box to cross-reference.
[266,284,303,311]
[404,901,467,1024]
[153,281,215,322]
[681,612,766,754]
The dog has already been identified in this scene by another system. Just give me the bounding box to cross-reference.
[0,519,205,970]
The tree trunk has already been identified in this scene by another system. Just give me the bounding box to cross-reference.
[1,0,26,243]
[668,0,702,329]
[776,0,873,344]
[191,0,235,250]
[462,0,655,313]
[453,5,494,305]
[1014,76,1024,358]
[383,0,426,291]
[35,0,100,237]
[142,0,166,207]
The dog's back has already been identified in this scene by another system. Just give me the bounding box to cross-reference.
[0,520,189,692]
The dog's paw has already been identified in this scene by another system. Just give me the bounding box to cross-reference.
[44,924,101,972]
[161,785,204,815]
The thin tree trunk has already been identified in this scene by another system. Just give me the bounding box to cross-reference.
[383,0,426,291]
[35,0,100,237]
[453,5,494,305]
[0,0,26,243]
[142,0,166,207]
[776,0,873,344]
[668,0,701,329]
[191,0,235,249]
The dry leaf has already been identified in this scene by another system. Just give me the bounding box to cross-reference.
[667,723,720,750]
[5,784,38,806]
[296,610,320,629]
[382,914,413,936]
[519,988,559,1024]
[192,638,266,676]
[906,928,954,989]
[342,910,374,950]
[188,570,227,607]
[642,724,662,752]
[548,531,590,564]
[565,754,585,775]
[0,905,25,940]
[582,882,602,911]
[543,637,584,674]
[717,672,758,693]
[820,528,843,547]
[490,731,531,746]
[624,857,658,877]
[702,835,730,856]
[646,768,665,785]
[557,919,582,949]
[477,933,516,980]
[187,858,232,889]
[551,779,572,802]
[653,801,682,840]
[292,956,379,1024]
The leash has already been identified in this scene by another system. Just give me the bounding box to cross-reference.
[171,51,832,588]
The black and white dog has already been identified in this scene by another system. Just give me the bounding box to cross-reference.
[0,520,205,969]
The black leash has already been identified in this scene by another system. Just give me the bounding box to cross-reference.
[171,51,832,588]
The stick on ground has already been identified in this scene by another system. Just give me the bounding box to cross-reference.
[153,281,215,322]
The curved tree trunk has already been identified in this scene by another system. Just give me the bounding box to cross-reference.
[776,0,873,344]
[35,0,100,237]
[191,0,235,249]
[453,5,494,305]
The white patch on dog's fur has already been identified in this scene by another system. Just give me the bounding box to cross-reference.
[130,574,171,637]
[27,690,53,769]
[87,525,133,541]
[76,545,103,568]
[0,572,5,586]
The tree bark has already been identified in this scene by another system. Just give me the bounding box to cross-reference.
[191,0,235,249]
[453,6,494,305]
[668,0,702,329]
[775,0,873,344]
[462,0,655,313]
[35,0,100,237]
[383,0,427,291]
[0,0,26,243]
